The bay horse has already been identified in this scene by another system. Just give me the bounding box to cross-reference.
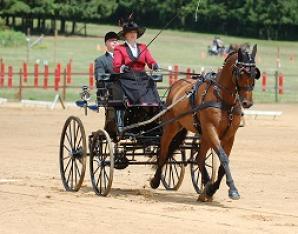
[150,45,260,201]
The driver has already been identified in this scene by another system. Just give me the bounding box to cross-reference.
[113,19,161,132]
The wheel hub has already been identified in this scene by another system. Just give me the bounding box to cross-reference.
[71,147,83,159]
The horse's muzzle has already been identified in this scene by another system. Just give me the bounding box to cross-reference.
[241,99,253,108]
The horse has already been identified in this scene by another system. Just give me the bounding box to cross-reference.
[150,45,260,201]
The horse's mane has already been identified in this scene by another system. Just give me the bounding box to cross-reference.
[224,51,237,63]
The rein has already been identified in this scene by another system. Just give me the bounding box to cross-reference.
[124,77,241,137]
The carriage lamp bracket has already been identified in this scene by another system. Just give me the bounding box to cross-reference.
[80,86,91,116]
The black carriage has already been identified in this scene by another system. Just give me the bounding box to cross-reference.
[59,73,218,196]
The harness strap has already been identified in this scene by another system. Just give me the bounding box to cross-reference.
[189,77,206,133]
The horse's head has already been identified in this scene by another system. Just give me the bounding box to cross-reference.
[232,44,260,108]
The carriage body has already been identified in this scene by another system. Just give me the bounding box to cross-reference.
[59,74,217,196]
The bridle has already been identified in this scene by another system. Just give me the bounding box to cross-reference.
[232,60,260,93]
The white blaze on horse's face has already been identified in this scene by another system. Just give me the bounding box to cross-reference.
[235,45,260,109]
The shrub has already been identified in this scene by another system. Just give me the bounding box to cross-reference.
[0,30,26,47]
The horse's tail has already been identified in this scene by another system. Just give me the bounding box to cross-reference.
[167,128,187,158]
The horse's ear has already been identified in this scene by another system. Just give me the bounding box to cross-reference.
[238,48,243,62]
[251,44,257,59]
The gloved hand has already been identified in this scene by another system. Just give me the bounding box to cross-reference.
[152,64,160,72]
[121,65,131,73]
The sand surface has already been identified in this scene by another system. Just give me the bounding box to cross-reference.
[0,103,298,234]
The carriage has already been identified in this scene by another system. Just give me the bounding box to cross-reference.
[59,73,217,196]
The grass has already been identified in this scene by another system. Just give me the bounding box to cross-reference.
[0,22,298,102]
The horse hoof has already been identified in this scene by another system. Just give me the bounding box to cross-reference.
[229,189,240,200]
[150,178,160,189]
[198,193,213,202]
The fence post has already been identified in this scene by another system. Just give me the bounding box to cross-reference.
[278,73,284,95]
[261,72,267,92]
[34,63,39,87]
[274,71,279,102]
[0,61,4,87]
[173,65,178,83]
[168,65,173,86]
[186,67,191,79]
[43,64,49,89]
[23,63,28,82]
[62,68,67,101]
[66,61,72,84]
[54,68,59,91]
[57,63,61,83]
[89,63,94,89]
[8,66,13,88]
[18,68,23,101]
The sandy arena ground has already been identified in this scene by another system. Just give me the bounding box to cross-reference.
[0,102,298,234]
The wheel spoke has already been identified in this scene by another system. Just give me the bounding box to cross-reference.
[74,160,77,186]
[65,131,73,149]
[93,162,100,175]
[68,124,73,148]
[206,163,212,168]
[96,167,102,187]
[99,167,104,193]
[66,159,73,185]
[206,152,212,160]
[63,145,72,154]
[196,168,200,185]
[76,136,82,150]
[64,157,72,173]
[103,168,108,190]
[74,159,81,178]
[171,164,175,187]
[173,162,180,180]
[193,164,200,172]
[164,162,168,180]
[168,162,172,187]
[73,121,78,147]
[71,159,74,188]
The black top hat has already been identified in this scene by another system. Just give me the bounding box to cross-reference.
[104,31,119,42]
[118,21,146,40]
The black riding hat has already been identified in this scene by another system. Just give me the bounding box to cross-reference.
[104,31,119,43]
[118,21,146,40]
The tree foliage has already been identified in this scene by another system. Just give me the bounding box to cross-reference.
[0,0,298,40]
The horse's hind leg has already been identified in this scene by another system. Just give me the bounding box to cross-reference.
[150,122,183,189]
[196,138,211,186]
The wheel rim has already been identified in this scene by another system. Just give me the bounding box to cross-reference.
[90,130,114,196]
[161,149,185,190]
[59,116,87,191]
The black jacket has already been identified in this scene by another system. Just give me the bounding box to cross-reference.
[94,52,113,80]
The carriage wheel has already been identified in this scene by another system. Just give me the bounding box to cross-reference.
[59,116,87,191]
[161,149,186,190]
[90,129,114,196]
[190,135,218,194]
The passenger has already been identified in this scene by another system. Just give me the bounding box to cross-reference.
[94,31,119,137]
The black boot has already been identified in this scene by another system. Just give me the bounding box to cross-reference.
[115,109,125,133]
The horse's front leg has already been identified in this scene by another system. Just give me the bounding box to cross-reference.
[204,136,236,198]
[202,124,240,200]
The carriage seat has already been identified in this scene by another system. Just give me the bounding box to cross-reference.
[96,73,125,107]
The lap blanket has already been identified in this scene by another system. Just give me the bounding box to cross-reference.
[119,72,161,106]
